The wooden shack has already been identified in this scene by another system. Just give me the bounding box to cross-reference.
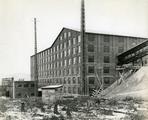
[41,85,63,104]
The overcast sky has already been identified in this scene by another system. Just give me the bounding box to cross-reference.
[0,0,148,80]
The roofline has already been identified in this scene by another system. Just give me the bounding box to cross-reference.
[31,27,148,57]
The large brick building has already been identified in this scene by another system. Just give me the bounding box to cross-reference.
[30,27,146,95]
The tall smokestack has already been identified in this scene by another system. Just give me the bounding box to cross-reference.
[34,18,38,97]
[81,0,86,95]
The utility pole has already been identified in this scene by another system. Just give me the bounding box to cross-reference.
[34,18,38,97]
[81,0,86,95]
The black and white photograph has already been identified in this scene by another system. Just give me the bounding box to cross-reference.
[0,0,148,119]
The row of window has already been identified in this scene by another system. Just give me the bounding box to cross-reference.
[39,77,81,85]
[88,44,124,53]
[37,66,81,77]
[33,46,81,66]
[36,35,81,60]
[17,83,34,88]
[88,66,110,74]
[63,86,81,94]
[17,93,34,97]
[37,57,81,72]
[34,65,110,78]
[88,77,111,85]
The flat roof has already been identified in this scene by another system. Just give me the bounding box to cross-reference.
[41,84,63,89]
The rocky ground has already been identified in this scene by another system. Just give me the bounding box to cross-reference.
[0,96,148,120]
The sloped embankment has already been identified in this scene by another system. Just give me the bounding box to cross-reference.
[103,66,148,100]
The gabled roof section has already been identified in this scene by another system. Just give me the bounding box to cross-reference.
[31,27,148,57]
[31,27,78,57]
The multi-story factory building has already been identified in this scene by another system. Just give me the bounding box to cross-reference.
[30,27,146,95]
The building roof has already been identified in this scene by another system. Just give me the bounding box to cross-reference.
[31,27,148,57]
[41,84,63,89]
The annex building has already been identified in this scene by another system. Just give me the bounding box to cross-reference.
[30,27,147,95]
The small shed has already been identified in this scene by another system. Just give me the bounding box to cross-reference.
[41,85,63,104]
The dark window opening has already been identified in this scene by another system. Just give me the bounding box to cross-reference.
[88,45,94,52]
[24,84,29,87]
[88,66,95,73]
[88,35,95,41]
[104,36,110,42]
[17,84,22,87]
[88,56,94,62]
[31,84,35,87]
[72,77,76,84]
[104,56,110,63]
[89,77,95,84]
[103,67,110,74]
[104,46,110,52]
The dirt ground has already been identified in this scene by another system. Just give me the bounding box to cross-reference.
[0,96,148,120]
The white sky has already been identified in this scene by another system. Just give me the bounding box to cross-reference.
[0,0,148,80]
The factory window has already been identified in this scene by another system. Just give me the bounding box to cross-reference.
[118,37,124,43]
[64,32,67,39]
[104,77,110,84]
[104,46,110,52]
[68,32,71,37]
[73,47,76,54]
[68,49,71,56]
[88,44,94,52]
[73,87,76,94]
[31,93,34,96]
[64,78,66,84]
[72,77,76,84]
[68,87,71,93]
[88,55,94,62]
[69,40,71,46]
[78,35,81,43]
[104,56,110,63]
[60,36,62,41]
[103,67,110,74]
[88,66,95,73]
[69,59,71,65]
[89,77,95,84]
[68,78,71,84]
[57,45,59,51]
[73,57,76,64]
[60,44,62,49]
[17,84,22,87]
[118,47,124,53]
[88,35,95,41]
[31,84,34,87]
[73,38,76,45]
[104,36,110,42]
[24,84,29,87]
[64,42,66,49]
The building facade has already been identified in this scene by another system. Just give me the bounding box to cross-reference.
[1,78,35,98]
[14,81,35,98]
[30,28,146,95]
[1,77,14,97]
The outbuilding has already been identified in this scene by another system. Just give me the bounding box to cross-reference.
[41,85,63,104]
